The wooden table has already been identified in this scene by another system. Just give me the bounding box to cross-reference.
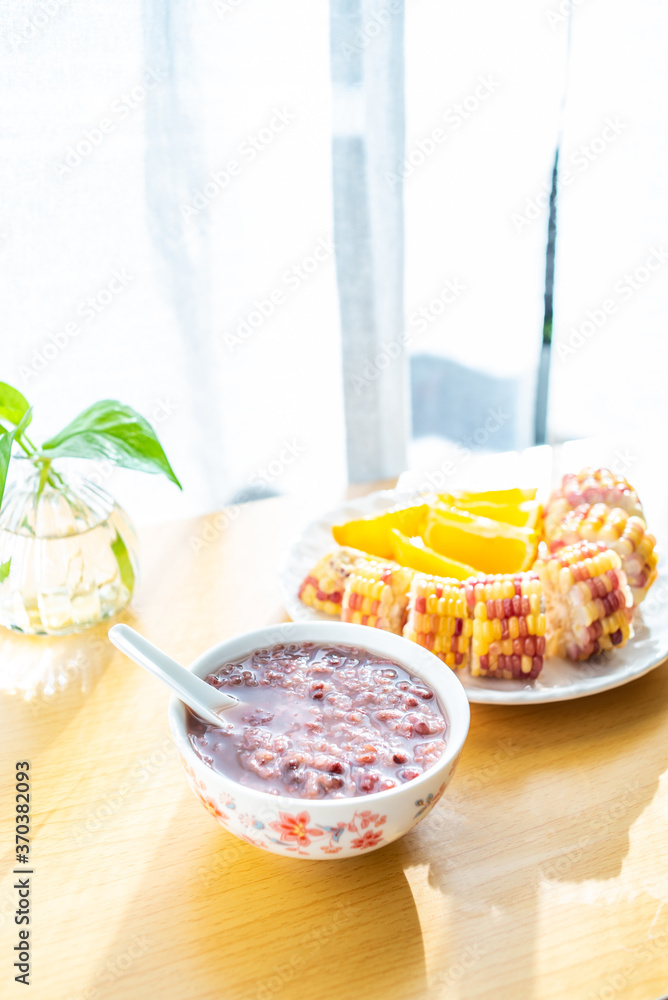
[1,488,668,1000]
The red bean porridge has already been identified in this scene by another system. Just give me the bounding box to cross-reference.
[187,641,448,799]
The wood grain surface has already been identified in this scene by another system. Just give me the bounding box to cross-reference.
[1,492,667,1000]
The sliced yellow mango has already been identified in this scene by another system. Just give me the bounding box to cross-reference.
[389,529,476,580]
[441,496,542,531]
[444,486,537,505]
[424,509,537,575]
[332,503,428,560]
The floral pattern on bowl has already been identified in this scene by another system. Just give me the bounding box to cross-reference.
[180,753,453,858]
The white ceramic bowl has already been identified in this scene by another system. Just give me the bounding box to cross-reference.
[169,622,470,859]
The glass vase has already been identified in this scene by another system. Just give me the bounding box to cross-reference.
[0,462,139,636]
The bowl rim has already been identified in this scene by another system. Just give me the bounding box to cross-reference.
[169,621,471,808]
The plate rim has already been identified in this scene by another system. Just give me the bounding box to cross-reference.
[278,487,668,706]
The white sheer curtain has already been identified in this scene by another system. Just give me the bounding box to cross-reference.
[403,1,569,485]
[3,0,665,528]
[549,0,668,447]
[1,0,345,524]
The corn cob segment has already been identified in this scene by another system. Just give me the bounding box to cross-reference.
[403,574,473,669]
[544,467,643,538]
[534,540,634,661]
[546,503,658,605]
[341,561,414,634]
[464,572,546,679]
[299,547,370,616]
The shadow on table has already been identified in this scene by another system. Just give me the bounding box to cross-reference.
[398,663,668,1000]
[91,812,427,1000]
[199,843,427,1000]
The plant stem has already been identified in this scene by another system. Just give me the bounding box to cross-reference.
[15,435,34,459]
[37,459,52,495]
[15,435,64,491]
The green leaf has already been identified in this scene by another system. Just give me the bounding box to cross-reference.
[0,425,17,511]
[0,559,10,583]
[0,383,31,428]
[111,532,135,594]
[42,400,182,488]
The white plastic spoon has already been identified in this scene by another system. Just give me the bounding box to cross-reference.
[108,624,239,726]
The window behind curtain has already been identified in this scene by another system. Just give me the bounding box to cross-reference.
[1,0,346,524]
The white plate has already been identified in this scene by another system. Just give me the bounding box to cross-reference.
[279,489,668,705]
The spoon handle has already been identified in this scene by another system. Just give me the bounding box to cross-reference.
[108,624,239,725]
